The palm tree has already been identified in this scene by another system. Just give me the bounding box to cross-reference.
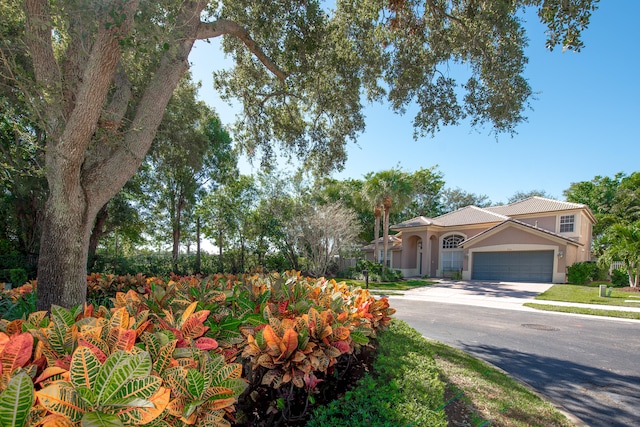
[598,220,640,287]
[373,204,382,263]
[363,168,412,274]
[382,195,393,270]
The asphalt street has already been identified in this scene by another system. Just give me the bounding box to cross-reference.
[388,283,640,427]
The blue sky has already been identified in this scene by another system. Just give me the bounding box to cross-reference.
[189,1,639,205]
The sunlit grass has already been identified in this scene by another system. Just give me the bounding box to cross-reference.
[428,339,574,427]
[535,284,640,307]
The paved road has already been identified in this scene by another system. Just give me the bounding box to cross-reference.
[388,283,640,427]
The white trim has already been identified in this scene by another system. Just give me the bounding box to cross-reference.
[556,213,579,238]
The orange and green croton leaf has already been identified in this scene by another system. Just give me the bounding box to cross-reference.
[36,347,169,426]
[0,332,34,389]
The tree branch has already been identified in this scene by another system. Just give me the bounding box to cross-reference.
[197,19,287,82]
[23,0,60,87]
[83,4,202,204]
[103,63,132,126]
[23,0,62,133]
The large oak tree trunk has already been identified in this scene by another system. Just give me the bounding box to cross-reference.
[37,193,96,310]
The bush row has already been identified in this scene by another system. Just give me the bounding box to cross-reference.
[566,261,629,286]
[307,319,447,426]
[0,268,28,287]
[345,259,404,283]
[0,271,395,426]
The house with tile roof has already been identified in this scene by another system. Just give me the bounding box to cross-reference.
[363,197,596,283]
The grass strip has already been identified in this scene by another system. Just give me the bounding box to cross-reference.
[535,284,640,307]
[308,320,574,427]
[428,339,575,427]
[524,303,640,320]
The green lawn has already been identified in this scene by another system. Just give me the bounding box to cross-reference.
[535,284,640,307]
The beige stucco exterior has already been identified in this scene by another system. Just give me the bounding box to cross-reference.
[363,197,596,283]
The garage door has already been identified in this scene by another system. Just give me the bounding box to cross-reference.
[472,251,554,282]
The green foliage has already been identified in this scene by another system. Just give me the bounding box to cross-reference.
[9,269,28,287]
[0,271,397,425]
[0,371,34,427]
[91,253,221,277]
[597,221,640,287]
[564,172,640,240]
[348,260,403,283]
[37,349,168,425]
[307,320,446,427]
[611,269,628,286]
[0,288,36,321]
[566,262,605,285]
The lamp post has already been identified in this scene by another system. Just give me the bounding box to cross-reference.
[363,269,369,289]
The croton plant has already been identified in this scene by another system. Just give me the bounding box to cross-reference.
[0,271,395,426]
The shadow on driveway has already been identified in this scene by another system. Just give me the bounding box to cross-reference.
[415,280,553,300]
[459,343,640,427]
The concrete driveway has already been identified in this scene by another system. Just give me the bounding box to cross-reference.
[394,280,555,311]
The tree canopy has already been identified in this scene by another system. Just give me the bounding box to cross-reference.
[0,0,599,309]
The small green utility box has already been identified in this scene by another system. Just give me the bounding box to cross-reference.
[599,284,607,297]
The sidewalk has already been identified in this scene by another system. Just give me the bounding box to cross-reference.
[387,280,640,317]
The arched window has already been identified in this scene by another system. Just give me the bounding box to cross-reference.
[442,234,464,249]
[441,234,465,276]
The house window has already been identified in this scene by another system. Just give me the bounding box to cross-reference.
[442,235,464,249]
[441,251,463,272]
[378,249,392,267]
[560,215,575,233]
[441,234,464,274]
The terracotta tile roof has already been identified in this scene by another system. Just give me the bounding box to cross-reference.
[389,197,594,231]
[363,233,403,251]
[485,196,589,216]
[391,216,440,229]
[431,206,509,226]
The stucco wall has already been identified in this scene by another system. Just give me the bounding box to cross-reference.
[465,226,560,248]
[515,215,556,231]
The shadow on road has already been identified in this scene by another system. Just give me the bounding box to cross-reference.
[460,343,640,427]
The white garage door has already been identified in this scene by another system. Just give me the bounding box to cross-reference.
[472,251,554,282]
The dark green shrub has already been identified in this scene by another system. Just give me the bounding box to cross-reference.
[9,268,28,287]
[307,320,446,427]
[347,259,403,282]
[611,268,629,286]
[0,288,36,320]
[567,261,606,285]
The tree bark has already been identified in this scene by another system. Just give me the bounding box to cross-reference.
[382,197,392,274]
[218,229,224,273]
[37,186,97,310]
[88,205,109,270]
[172,192,184,273]
[373,205,381,263]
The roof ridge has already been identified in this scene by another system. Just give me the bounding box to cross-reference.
[435,205,509,220]
[466,205,511,220]
[509,196,587,208]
